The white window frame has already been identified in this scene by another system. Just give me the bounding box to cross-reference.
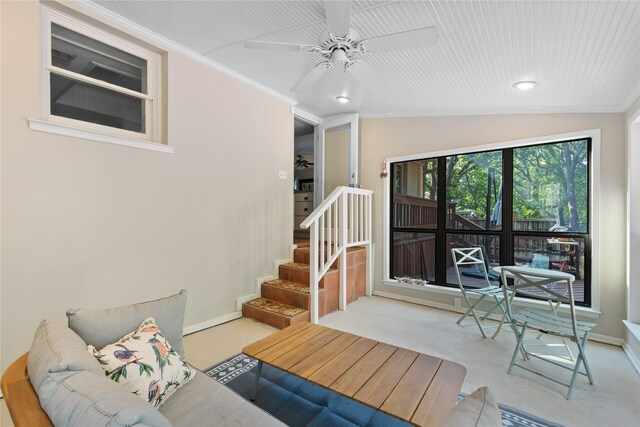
[381,129,601,315]
[32,6,168,152]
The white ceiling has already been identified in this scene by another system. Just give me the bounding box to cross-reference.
[88,0,640,117]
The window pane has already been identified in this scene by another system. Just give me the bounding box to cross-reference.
[51,74,144,133]
[513,140,588,233]
[513,236,585,303]
[392,232,435,282]
[392,159,437,229]
[447,234,501,287]
[51,23,146,93]
[446,151,502,231]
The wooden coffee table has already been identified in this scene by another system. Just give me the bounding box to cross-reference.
[243,322,466,427]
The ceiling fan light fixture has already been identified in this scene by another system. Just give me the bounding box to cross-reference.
[336,96,350,103]
[513,81,537,90]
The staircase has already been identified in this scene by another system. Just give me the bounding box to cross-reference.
[242,243,367,329]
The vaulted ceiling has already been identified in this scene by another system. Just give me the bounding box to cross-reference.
[88,0,640,117]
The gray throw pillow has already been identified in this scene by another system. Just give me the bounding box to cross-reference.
[27,319,104,393]
[67,289,187,358]
[441,386,502,427]
[38,369,172,427]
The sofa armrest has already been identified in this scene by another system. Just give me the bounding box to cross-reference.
[1,353,53,427]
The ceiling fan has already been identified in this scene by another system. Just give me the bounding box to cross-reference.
[295,155,314,170]
[244,1,438,93]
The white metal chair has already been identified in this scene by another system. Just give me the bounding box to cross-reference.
[498,266,595,399]
[451,247,511,338]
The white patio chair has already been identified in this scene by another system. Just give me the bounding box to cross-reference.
[451,247,511,338]
[498,266,595,399]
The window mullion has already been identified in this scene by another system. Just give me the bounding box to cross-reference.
[47,65,152,101]
[503,148,514,267]
[435,156,447,285]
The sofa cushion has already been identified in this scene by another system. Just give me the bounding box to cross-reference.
[90,317,195,408]
[67,289,187,358]
[27,319,104,393]
[38,369,172,427]
[159,371,285,426]
[441,386,502,427]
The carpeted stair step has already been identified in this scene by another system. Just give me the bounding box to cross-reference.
[242,297,309,330]
[278,263,339,313]
[261,279,326,317]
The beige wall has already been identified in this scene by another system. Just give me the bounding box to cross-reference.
[1,1,293,373]
[324,129,350,196]
[360,113,627,340]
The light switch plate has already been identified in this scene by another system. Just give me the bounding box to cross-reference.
[278,170,288,179]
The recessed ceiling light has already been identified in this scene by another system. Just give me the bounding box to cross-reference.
[336,96,350,103]
[513,81,537,90]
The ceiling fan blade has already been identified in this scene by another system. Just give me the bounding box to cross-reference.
[348,61,387,92]
[244,40,314,52]
[291,64,329,92]
[363,26,438,53]
[324,1,352,37]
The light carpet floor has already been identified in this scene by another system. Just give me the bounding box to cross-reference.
[184,296,639,427]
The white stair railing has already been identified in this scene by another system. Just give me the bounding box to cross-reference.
[300,186,373,323]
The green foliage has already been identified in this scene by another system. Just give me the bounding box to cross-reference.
[94,353,109,366]
[393,139,588,232]
[138,362,155,377]
[446,151,502,217]
[445,141,587,231]
[110,365,127,382]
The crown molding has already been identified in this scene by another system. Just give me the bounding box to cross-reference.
[360,105,628,119]
[65,0,297,106]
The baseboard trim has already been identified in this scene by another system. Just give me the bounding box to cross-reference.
[373,290,482,316]
[182,312,242,336]
[236,293,260,312]
[372,290,623,346]
[622,343,640,375]
[622,320,640,375]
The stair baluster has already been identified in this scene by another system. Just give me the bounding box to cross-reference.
[301,186,373,323]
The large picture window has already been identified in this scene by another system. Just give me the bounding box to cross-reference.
[390,138,591,306]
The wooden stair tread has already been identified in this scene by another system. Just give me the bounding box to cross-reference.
[264,279,313,294]
[281,262,336,272]
[244,298,307,317]
[295,246,366,253]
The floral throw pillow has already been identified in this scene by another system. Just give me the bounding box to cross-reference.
[89,317,195,408]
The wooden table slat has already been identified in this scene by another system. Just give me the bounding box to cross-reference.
[245,322,466,426]
[411,360,467,427]
[330,343,398,397]
[353,348,420,407]
[253,324,326,362]
[271,329,344,370]
[307,337,378,387]
[242,321,313,356]
[380,353,442,420]
[289,332,361,377]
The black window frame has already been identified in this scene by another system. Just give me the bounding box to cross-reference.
[389,137,592,307]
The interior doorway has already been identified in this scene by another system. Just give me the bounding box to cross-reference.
[293,117,316,239]
[317,113,359,205]
[323,123,350,197]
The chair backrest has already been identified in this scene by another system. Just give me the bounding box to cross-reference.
[451,247,491,288]
[498,266,579,335]
[531,254,550,269]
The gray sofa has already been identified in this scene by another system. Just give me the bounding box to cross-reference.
[23,290,284,427]
[8,289,500,427]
